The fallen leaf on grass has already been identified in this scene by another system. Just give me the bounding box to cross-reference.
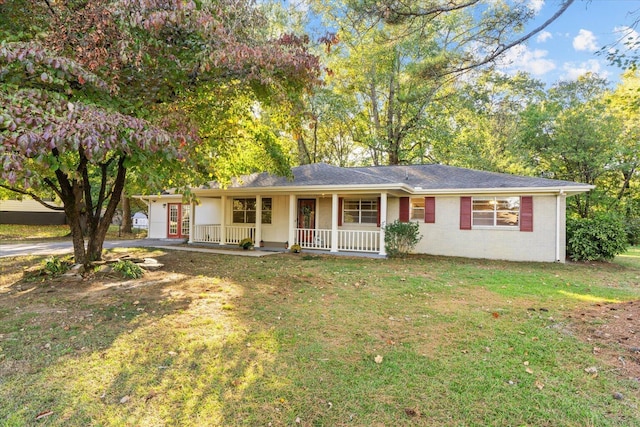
[492,312,500,318]
[535,380,545,390]
[374,355,383,364]
[120,395,130,404]
[35,411,53,420]
[525,368,534,374]
[404,408,419,417]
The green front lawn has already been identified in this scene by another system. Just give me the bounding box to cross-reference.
[0,224,146,242]
[0,249,638,426]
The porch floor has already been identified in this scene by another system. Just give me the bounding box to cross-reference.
[157,243,387,259]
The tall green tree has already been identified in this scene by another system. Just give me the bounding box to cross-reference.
[518,74,622,218]
[304,0,574,165]
[429,71,545,173]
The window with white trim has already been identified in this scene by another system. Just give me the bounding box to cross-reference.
[343,198,378,224]
[232,198,272,224]
[472,197,519,227]
[410,198,424,220]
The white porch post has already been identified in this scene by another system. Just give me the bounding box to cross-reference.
[288,194,296,248]
[331,193,339,252]
[379,192,387,256]
[255,195,262,246]
[220,195,227,245]
[188,200,195,243]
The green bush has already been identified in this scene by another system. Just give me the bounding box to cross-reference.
[384,220,422,258]
[626,218,640,246]
[113,260,144,279]
[566,214,628,261]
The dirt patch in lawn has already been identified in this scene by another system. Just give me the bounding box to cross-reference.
[568,300,640,383]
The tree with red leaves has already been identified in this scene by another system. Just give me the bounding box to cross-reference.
[0,0,321,265]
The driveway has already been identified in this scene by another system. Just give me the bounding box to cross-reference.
[0,239,186,258]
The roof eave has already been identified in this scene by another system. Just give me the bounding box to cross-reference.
[410,185,595,196]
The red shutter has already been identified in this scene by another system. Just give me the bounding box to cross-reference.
[460,197,472,230]
[520,196,533,232]
[399,197,410,222]
[338,197,343,226]
[424,197,435,223]
[377,197,381,227]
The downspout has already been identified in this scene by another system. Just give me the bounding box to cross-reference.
[555,190,565,262]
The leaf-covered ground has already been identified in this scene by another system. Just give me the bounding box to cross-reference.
[0,248,639,426]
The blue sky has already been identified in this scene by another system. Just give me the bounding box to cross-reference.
[498,0,640,84]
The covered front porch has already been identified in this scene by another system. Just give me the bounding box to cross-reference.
[188,193,392,255]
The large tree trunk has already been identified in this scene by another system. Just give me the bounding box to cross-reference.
[85,156,127,262]
[121,189,132,234]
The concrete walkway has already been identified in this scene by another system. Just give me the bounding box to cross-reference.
[0,239,185,258]
[0,239,385,259]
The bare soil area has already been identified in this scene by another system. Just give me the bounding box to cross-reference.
[569,300,640,382]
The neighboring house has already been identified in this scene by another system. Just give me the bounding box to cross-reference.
[0,199,66,225]
[136,163,593,262]
[132,212,149,228]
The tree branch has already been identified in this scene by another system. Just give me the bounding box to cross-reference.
[448,0,576,76]
[0,184,65,211]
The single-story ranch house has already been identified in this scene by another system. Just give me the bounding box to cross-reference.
[137,163,593,262]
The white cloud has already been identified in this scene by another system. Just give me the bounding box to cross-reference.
[536,31,552,43]
[497,44,556,76]
[528,0,545,14]
[573,29,598,52]
[561,59,610,80]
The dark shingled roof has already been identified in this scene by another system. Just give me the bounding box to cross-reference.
[214,163,590,191]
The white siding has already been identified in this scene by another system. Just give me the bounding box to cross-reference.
[262,195,288,242]
[413,195,563,262]
[196,198,220,225]
[148,201,168,239]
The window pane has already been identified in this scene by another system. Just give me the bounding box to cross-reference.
[233,199,245,210]
[497,211,519,226]
[473,199,494,211]
[360,200,376,210]
[233,211,245,223]
[262,211,272,224]
[262,198,272,210]
[343,211,357,223]
[473,212,494,226]
[246,211,256,223]
[496,197,519,211]
[361,211,378,224]
[411,208,424,220]
[246,199,256,210]
[344,200,360,210]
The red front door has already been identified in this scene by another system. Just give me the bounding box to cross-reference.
[167,203,190,238]
[297,199,316,243]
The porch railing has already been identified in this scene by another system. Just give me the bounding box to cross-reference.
[192,225,255,245]
[295,228,332,250]
[193,225,380,253]
[338,229,379,253]
[225,225,256,244]
[193,224,221,243]
[295,228,380,253]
